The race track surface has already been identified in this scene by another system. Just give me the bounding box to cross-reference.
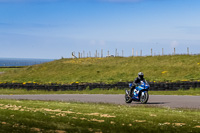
[0,94,199,109]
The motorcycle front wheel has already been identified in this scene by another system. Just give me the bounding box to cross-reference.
[140,91,149,104]
[125,90,132,103]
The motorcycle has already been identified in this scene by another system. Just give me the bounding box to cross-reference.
[125,81,150,104]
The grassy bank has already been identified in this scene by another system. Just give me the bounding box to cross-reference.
[0,55,199,84]
[0,88,199,95]
[0,68,19,72]
[0,100,199,133]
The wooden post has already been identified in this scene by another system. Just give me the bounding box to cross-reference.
[73,51,75,58]
[151,48,153,56]
[78,52,80,58]
[72,52,73,58]
[83,51,85,58]
[89,51,91,57]
[174,48,176,55]
[187,47,189,55]
[132,48,134,56]
[72,52,77,58]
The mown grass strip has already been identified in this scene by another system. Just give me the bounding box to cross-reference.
[0,99,199,133]
[0,88,200,95]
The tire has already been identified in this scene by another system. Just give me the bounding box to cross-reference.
[125,90,132,103]
[140,91,149,104]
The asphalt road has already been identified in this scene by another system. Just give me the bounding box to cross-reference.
[0,94,199,109]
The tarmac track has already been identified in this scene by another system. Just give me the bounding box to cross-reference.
[0,94,199,109]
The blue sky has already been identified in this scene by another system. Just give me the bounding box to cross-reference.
[0,0,200,59]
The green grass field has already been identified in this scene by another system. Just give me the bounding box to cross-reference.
[0,55,199,84]
[0,88,200,95]
[0,100,199,133]
[0,68,18,72]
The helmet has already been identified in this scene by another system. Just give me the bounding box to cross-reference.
[138,72,144,80]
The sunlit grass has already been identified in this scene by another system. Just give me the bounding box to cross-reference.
[0,55,199,84]
[0,100,199,132]
[0,68,19,72]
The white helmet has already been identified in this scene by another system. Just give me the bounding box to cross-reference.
[138,72,144,79]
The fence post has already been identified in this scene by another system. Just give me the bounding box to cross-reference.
[174,48,176,55]
[132,48,134,56]
[83,51,85,58]
[72,52,77,58]
[89,51,91,57]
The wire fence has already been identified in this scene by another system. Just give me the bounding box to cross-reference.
[72,47,199,58]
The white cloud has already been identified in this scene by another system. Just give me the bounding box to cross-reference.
[170,40,179,48]
[90,40,96,45]
[89,40,106,46]
[99,40,105,45]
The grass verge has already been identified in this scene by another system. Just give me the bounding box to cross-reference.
[0,99,199,133]
[0,88,200,95]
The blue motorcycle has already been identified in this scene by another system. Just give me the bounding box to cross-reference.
[125,81,150,104]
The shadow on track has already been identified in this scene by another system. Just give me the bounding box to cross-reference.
[134,102,169,105]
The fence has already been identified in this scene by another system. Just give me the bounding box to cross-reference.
[0,81,200,91]
[72,47,199,58]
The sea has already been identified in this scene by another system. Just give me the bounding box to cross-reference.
[0,58,55,67]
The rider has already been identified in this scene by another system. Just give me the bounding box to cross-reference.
[129,72,146,97]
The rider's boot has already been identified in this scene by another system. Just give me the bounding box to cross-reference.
[128,88,133,97]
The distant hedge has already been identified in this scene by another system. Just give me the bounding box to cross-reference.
[0,81,200,91]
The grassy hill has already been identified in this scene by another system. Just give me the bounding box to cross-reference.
[0,55,199,84]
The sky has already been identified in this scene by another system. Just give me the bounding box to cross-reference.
[0,0,200,59]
